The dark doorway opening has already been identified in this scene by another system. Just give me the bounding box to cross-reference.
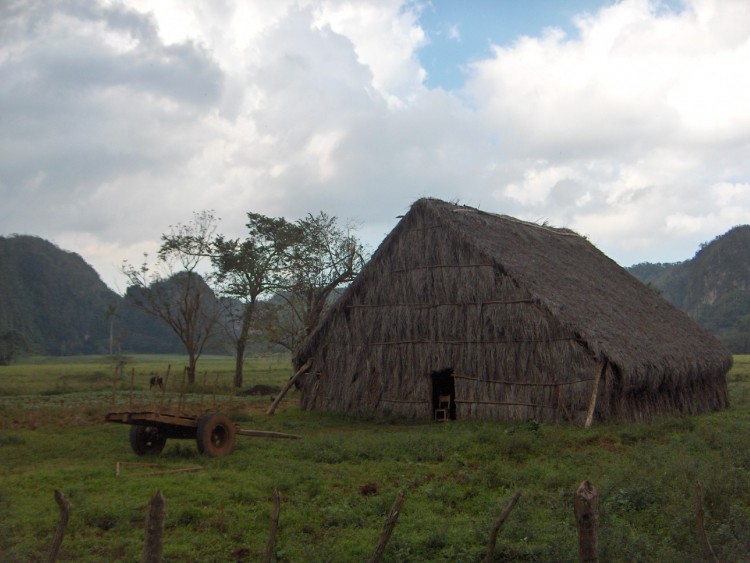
[431,368,456,421]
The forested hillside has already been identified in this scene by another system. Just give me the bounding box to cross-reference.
[0,235,119,354]
[0,235,181,356]
[628,225,750,353]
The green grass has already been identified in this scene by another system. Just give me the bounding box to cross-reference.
[0,354,291,396]
[0,356,749,561]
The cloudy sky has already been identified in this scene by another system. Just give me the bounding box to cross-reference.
[2,0,749,291]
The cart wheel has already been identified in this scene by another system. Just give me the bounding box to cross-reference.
[129,425,167,456]
[196,413,236,457]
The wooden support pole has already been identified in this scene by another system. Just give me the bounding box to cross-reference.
[158,366,170,412]
[264,488,281,563]
[584,361,606,428]
[47,490,71,563]
[143,490,166,563]
[200,371,207,411]
[368,490,406,563]
[695,481,719,563]
[178,367,188,414]
[212,373,219,410]
[236,429,301,440]
[574,480,599,563]
[484,489,522,563]
[266,360,312,416]
[129,368,135,410]
[111,368,118,409]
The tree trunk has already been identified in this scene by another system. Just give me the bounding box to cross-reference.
[187,354,197,385]
[233,302,255,388]
[233,337,246,388]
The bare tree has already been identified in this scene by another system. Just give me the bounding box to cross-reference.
[122,246,222,384]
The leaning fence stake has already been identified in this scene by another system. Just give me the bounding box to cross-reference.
[264,488,282,563]
[368,489,405,563]
[484,489,522,563]
[143,490,166,563]
[47,490,71,563]
[695,481,719,563]
[574,480,599,563]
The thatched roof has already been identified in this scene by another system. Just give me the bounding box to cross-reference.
[297,198,731,418]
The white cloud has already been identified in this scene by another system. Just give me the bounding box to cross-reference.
[464,0,750,263]
[1,0,749,290]
[312,0,427,106]
[447,24,461,41]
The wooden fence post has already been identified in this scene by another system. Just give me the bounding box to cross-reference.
[485,489,522,563]
[695,481,719,563]
[368,490,406,563]
[46,490,71,563]
[574,480,599,563]
[264,488,281,563]
[143,490,166,563]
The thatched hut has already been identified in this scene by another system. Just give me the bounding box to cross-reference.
[295,198,731,424]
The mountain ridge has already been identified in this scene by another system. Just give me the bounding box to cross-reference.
[627,225,750,353]
[0,234,181,356]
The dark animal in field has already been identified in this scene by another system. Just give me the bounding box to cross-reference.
[149,375,164,390]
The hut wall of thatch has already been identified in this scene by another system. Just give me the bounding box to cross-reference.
[296,199,731,423]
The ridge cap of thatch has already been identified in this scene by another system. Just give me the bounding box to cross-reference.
[448,203,581,238]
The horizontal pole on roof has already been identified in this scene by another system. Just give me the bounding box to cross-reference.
[335,337,576,347]
[392,263,495,273]
[345,299,535,309]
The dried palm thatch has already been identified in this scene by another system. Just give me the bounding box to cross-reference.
[295,198,731,424]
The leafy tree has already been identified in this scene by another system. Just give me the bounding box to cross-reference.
[249,213,366,364]
[209,214,300,387]
[160,211,299,387]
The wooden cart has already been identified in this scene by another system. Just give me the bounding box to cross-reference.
[106,368,298,457]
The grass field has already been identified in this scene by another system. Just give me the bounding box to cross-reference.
[1,354,749,561]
